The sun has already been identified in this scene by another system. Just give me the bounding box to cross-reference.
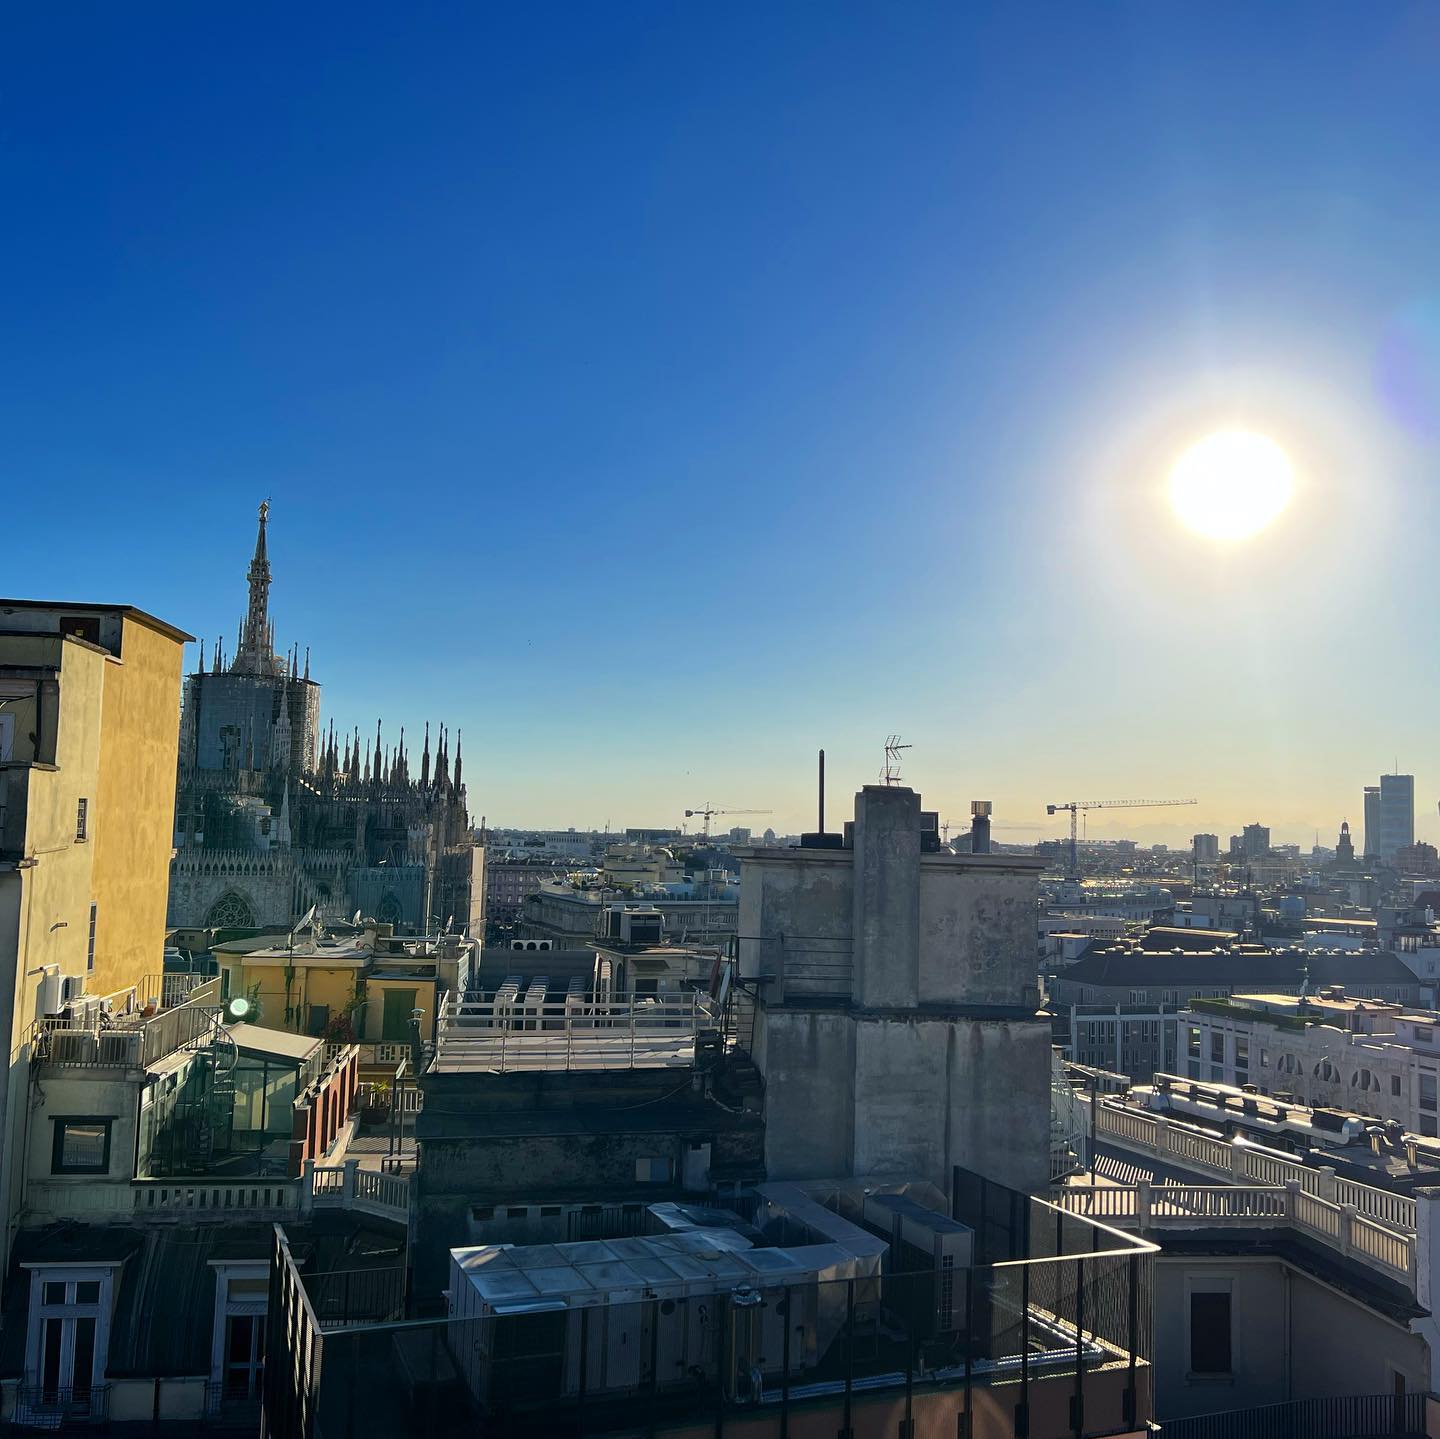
[1168,429,1295,541]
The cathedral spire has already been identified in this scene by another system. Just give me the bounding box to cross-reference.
[234,500,282,677]
[419,722,431,789]
[363,740,371,785]
[198,638,206,673]
[374,719,383,787]
[435,724,449,791]
[304,646,310,682]
[453,729,463,791]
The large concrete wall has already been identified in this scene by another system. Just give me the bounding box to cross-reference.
[757,1008,854,1179]
[92,616,185,997]
[918,859,1039,1007]
[737,849,853,997]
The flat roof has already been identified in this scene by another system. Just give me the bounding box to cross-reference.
[0,599,194,644]
[225,1023,321,1062]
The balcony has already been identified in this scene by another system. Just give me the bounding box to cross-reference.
[1075,1094,1418,1285]
[23,1165,408,1226]
[1058,1180,1414,1285]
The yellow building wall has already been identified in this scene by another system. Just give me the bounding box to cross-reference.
[4,637,106,1038]
[364,977,435,1043]
[237,962,360,1037]
[89,616,184,998]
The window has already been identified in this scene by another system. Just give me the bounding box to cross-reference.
[1234,1037,1249,1073]
[635,1157,672,1183]
[1393,1076,1403,1097]
[1423,1116,1439,1138]
[1210,1032,1225,1065]
[51,1120,111,1175]
[210,1265,268,1404]
[1420,1074,1437,1113]
[1187,1027,1201,1060]
[25,1267,114,1410]
[86,905,97,974]
[1189,1289,1232,1375]
[74,799,87,842]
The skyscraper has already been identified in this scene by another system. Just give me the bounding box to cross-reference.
[1367,773,1415,864]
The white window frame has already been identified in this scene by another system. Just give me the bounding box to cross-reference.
[22,1263,116,1397]
[209,1262,269,1399]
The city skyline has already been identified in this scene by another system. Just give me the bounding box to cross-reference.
[8,4,1440,842]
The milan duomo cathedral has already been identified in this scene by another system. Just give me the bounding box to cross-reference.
[167,503,482,934]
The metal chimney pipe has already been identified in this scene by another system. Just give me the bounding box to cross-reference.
[818,749,825,834]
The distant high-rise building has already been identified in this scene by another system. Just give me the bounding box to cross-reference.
[1366,773,1414,863]
[1363,785,1382,859]
[1192,833,1220,863]
[1241,822,1271,859]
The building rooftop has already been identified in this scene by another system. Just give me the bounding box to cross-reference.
[0,598,195,645]
[1061,946,1421,988]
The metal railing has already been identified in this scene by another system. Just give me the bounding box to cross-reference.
[1161,1390,1427,1439]
[1083,1094,1418,1230]
[304,1266,407,1329]
[264,1196,1157,1439]
[204,1381,263,1430]
[1058,1181,1415,1284]
[436,990,716,1071]
[12,1383,112,1427]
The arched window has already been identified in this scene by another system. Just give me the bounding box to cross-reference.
[205,892,256,928]
[377,893,403,926]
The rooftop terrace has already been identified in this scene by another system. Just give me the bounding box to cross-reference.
[432,987,720,1072]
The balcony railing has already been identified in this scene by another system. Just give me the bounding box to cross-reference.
[1058,1180,1416,1285]
[436,990,716,1072]
[25,1165,407,1226]
[304,1160,410,1225]
[1161,1391,1429,1439]
[12,1383,111,1427]
[266,1196,1157,1439]
[1081,1092,1418,1230]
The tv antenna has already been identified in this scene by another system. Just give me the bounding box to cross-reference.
[881,735,912,786]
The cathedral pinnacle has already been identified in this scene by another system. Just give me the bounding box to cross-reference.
[233,499,283,677]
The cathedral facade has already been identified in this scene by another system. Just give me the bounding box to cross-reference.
[168,503,483,935]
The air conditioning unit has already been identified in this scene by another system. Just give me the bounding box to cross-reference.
[48,1032,98,1065]
[62,975,87,1004]
[863,1192,974,1336]
[36,966,62,1017]
[97,1032,139,1066]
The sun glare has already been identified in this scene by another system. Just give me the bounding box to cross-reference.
[1168,429,1294,541]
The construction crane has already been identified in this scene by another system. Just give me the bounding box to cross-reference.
[684,805,772,838]
[1046,798,1197,878]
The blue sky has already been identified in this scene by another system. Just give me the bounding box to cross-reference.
[6,3,1440,841]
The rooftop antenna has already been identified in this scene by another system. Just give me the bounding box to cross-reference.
[881,734,911,786]
[818,748,825,833]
